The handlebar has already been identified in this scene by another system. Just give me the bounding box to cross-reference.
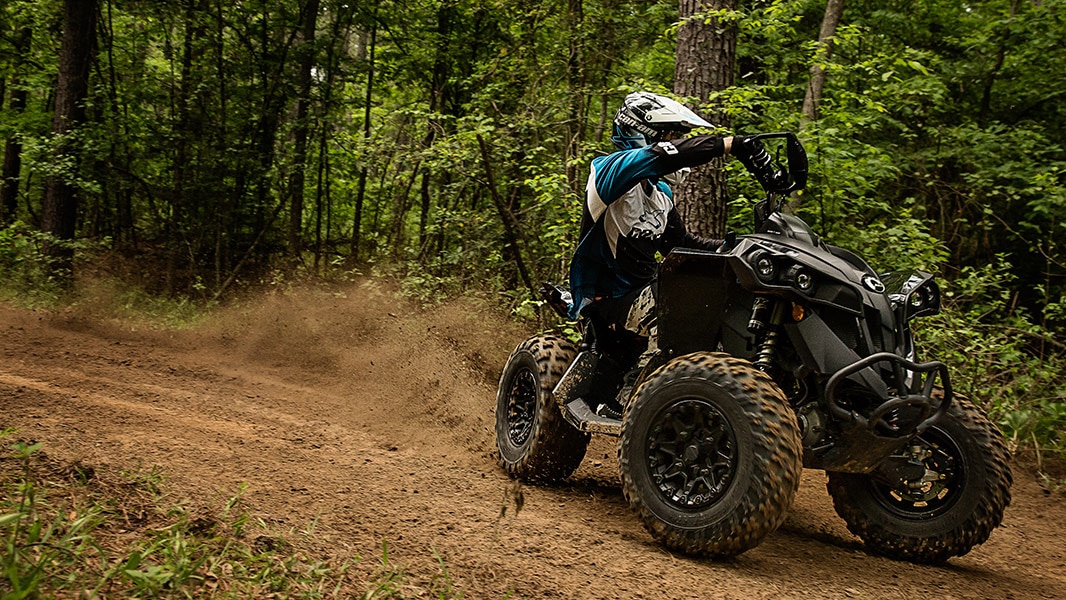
[743,132,808,196]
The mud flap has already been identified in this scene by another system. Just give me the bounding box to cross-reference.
[657,250,735,358]
[551,350,598,407]
[551,351,622,436]
[784,315,888,399]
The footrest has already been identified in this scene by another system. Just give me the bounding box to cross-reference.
[563,398,621,436]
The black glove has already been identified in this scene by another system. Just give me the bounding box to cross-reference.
[731,136,779,190]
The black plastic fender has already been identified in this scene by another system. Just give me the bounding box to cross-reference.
[657,249,885,394]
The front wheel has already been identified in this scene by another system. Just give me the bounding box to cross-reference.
[495,335,589,483]
[619,352,803,557]
[826,397,1013,564]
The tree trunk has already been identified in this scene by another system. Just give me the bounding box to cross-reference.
[41,0,98,280]
[978,0,1019,128]
[167,0,206,294]
[352,19,376,262]
[564,0,586,200]
[414,1,456,260]
[213,0,229,289]
[476,134,536,298]
[801,0,845,127]
[288,0,321,258]
[313,4,348,270]
[1,25,31,226]
[672,0,737,238]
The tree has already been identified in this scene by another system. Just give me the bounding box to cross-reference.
[672,0,737,238]
[1,0,1062,331]
[167,0,208,293]
[41,0,98,279]
[288,0,321,258]
[564,0,587,200]
[801,0,845,126]
[351,14,376,262]
[0,23,30,226]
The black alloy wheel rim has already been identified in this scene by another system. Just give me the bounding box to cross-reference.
[647,398,738,510]
[871,426,964,519]
[506,368,538,447]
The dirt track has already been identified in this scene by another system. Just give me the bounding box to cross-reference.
[1,281,1064,599]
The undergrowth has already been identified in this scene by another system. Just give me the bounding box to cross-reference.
[0,430,464,599]
[918,257,1066,478]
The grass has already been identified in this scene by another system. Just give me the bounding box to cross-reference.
[0,429,464,599]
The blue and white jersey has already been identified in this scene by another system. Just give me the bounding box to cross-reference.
[568,136,727,319]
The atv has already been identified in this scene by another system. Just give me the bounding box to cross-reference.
[495,133,1012,563]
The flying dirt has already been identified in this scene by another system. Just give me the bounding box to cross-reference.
[1,281,1064,598]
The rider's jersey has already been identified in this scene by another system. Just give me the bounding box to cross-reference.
[568,135,727,319]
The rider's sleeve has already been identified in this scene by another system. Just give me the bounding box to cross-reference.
[646,135,726,172]
[662,209,724,252]
[589,134,726,207]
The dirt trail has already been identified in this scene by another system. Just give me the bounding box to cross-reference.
[1,281,1064,599]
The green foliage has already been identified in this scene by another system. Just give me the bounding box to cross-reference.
[75,277,212,329]
[0,223,78,306]
[917,257,1066,466]
[726,3,1066,470]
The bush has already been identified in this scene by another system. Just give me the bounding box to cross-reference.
[917,257,1066,471]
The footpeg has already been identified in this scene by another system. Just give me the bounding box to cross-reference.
[595,402,623,420]
[562,398,621,436]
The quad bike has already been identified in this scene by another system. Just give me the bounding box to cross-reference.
[495,133,1012,563]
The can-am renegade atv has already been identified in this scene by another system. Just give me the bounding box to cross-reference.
[495,133,1012,563]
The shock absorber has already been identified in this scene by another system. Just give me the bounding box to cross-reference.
[754,329,780,372]
[747,296,772,333]
[752,299,787,373]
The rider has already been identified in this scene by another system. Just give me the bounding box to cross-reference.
[568,91,776,381]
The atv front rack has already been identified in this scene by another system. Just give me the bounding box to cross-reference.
[807,353,952,473]
[825,352,952,438]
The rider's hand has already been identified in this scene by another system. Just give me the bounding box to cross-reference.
[731,136,771,169]
[731,135,780,190]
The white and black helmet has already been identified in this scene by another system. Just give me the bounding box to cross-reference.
[611,91,713,150]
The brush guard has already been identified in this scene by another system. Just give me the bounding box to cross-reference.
[810,353,952,473]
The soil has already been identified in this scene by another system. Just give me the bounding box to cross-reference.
[1,280,1064,599]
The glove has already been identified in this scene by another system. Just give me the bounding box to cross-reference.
[731,136,778,190]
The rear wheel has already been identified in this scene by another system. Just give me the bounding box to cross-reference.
[619,352,803,557]
[826,397,1012,564]
[496,335,589,482]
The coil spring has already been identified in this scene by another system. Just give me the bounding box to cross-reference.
[754,327,780,373]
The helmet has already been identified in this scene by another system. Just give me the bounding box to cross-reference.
[610,91,713,150]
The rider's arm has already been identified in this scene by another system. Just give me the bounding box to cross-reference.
[662,209,724,252]
[647,135,732,172]
[589,134,731,205]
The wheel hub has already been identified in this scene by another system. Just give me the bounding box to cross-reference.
[875,431,962,517]
[683,444,700,462]
[506,369,538,446]
[647,399,737,510]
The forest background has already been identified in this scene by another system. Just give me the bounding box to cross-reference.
[0,0,1064,470]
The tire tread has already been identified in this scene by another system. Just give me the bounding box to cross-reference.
[496,335,589,483]
[619,352,803,557]
[826,397,1013,564]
